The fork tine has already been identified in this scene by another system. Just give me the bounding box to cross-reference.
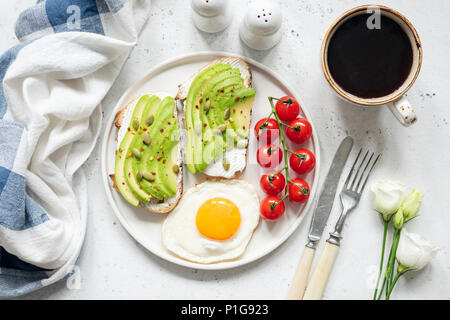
[358,153,381,193]
[349,150,369,190]
[355,152,374,192]
[344,148,362,188]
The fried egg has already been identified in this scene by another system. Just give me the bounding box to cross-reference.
[162,179,260,263]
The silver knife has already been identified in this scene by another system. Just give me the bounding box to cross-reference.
[287,136,353,300]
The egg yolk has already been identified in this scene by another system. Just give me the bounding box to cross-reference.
[196,197,241,241]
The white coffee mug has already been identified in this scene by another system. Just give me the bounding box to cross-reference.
[321,5,422,126]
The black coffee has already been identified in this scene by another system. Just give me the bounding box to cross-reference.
[327,13,413,99]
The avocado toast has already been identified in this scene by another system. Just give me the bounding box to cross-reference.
[113,92,182,213]
[176,57,256,178]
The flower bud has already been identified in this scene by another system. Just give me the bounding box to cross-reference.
[401,189,424,223]
[393,207,404,229]
[371,180,407,221]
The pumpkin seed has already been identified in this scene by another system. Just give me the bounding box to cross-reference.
[136,171,143,182]
[222,158,230,171]
[143,172,155,182]
[132,118,140,131]
[146,115,154,126]
[143,132,151,145]
[172,164,180,174]
[224,108,231,120]
[215,124,227,134]
[132,148,141,159]
[237,140,248,149]
[204,100,210,114]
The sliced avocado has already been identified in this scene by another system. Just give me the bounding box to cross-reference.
[116,94,180,205]
[140,96,177,199]
[201,71,243,163]
[230,90,256,138]
[184,63,256,174]
[208,87,254,158]
[115,95,151,206]
[157,123,179,196]
[191,64,232,172]
[185,63,232,173]
[125,95,161,201]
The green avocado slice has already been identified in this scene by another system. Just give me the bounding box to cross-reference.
[114,95,151,206]
[185,63,232,174]
[228,88,256,136]
[194,68,244,171]
[147,116,176,199]
[125,95,161,201]
[184,63,256,174]
[198,69,242,168]
[157,123,179,196]
[191,64,232,172]
[140,96,177,199]
[206,84,255,159]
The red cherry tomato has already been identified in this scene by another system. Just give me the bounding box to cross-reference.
[275,96,300,122]
[286,178,310,203]
[257,144,283,168]
[286,118,312,144]
[289,148,316,175]
[260,196,285,221]
[260,171,286,195]
[254,118,279,144]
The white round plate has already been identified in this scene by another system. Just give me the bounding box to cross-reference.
[101,52,320,270]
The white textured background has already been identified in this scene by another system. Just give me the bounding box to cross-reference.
[2,0,449,299]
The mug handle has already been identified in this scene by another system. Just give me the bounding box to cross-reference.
[387,96,417,126]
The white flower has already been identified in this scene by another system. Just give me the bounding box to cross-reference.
[396,228,439,271]
[371,180,407,221]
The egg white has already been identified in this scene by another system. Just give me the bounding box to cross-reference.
[162,179,260,264]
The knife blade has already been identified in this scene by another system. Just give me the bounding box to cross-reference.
[287,136,353,300]
[307,136,353,248]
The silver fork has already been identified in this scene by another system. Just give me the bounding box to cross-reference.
[303,149,381,300]
[328,149,381,246]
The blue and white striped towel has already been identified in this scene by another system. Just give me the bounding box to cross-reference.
[0,0,150,297]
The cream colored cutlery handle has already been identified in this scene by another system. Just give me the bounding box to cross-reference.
[287,246,316,300]
[303,241,339,300]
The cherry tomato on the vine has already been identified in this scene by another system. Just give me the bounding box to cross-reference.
[260,171,286,195]
[286,118,312,144]
[289,148,316,175]
[254,118,279,144]
[260,196,285,221]
[286,178,310,203]
[275,96,300,122]
[257,144,283,168]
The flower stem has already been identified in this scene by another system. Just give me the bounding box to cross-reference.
[373,220,389,300]
[376,228,400,300]
[386,268,408,300]
[377,277,387,300]
[387,228,402,294]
